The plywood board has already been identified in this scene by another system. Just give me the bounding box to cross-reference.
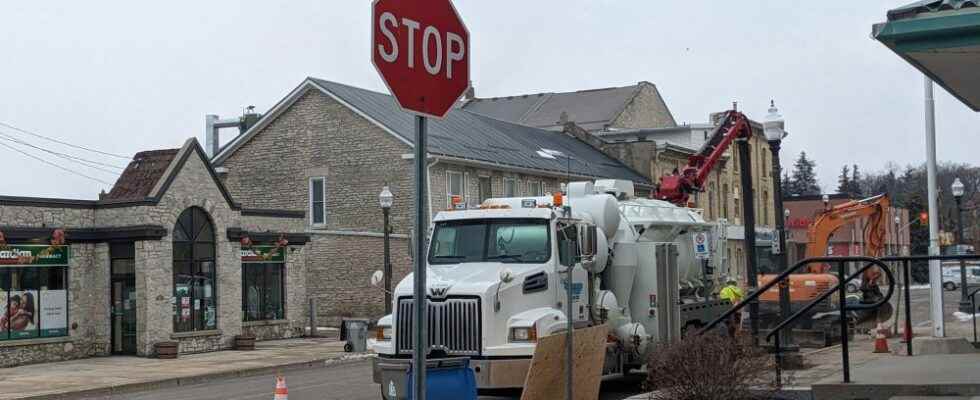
[520,324,608,400]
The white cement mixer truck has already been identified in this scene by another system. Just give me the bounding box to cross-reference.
[369,180,731,397]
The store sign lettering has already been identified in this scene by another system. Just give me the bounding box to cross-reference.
[0,245,69,266]
[241,245,285,263]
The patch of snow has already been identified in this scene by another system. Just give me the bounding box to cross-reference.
[910,284,930,290]
[952,311,979,322]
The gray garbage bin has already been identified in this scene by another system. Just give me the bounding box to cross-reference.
[341,318,370,352]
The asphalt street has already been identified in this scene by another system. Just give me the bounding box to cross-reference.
[84,360,644,400]
[77,287,967,400]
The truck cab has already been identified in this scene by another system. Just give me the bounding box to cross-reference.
[370,180,730,398]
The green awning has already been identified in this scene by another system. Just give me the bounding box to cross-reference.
[873,0,980,111]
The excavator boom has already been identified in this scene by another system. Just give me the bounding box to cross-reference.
[806,194,890,273]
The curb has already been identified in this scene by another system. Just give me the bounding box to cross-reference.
[12,354,376,400]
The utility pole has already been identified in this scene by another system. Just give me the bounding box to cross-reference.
[924,77,945,338]
[737,125,760,345]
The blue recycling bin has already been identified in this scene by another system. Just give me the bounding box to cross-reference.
[405,357,477,400]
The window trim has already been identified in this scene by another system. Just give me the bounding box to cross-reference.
[503,177,517,197]
[478,175,492,203]
[309,177,326,227]
[242,262,286,322]
[528,180,543,197]
[172,207,217,333]
[446,170,465,208]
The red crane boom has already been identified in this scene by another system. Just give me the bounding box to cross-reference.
[655,110,752,206]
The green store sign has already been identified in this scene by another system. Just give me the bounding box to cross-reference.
[241,245,285,263]
[0,245,69,266]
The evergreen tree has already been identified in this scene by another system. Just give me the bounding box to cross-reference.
[836,165,851,195]
[787,151,821,196]
[849,164,863,197]
[781,171,793,198]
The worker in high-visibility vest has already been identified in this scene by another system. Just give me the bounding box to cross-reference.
[719,278,744,337]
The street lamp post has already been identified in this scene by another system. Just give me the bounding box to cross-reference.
[952,178,972,313]
[764,100,793,346]
[379,185,395,315]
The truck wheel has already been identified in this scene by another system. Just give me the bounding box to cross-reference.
[944,282,957,291]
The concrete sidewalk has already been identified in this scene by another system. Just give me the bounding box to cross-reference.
[0,337,370,400]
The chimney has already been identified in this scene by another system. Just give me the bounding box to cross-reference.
[558,111,570,125]
[239,105,261,135]
[205,114,219,158]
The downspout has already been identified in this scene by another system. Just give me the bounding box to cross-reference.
[426,155,440,225]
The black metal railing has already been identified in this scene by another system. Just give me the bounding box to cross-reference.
[877,254,980,357]
[700,256,895,385]
[702,253,980,386]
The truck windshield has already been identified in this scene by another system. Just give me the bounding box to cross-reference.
[429,219,551,264]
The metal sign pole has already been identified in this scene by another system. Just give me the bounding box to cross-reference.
[413,115,428,400]
[566,255,573,400]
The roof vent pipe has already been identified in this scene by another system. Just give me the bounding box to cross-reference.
[206,115,219,159]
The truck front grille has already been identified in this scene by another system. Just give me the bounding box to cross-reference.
[396,297,481,356]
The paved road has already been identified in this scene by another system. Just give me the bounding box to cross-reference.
[94,360,644,400]
[80,288,967,400]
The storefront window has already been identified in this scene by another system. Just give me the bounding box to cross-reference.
[173,207,217,332]
[241,245,285,322]
[0,245,70,341]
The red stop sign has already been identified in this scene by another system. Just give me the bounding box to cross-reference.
[372,0,470,119]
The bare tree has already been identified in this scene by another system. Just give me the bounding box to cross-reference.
[646,333,782,400]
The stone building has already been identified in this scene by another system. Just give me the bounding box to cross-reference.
[463,84,778,284]
[0,139,310,367]
[210,78,652,325]
[460,81,677,132]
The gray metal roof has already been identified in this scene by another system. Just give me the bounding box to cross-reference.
[461,84,645,131]
[310,78,651,185]
[888,0,979,20]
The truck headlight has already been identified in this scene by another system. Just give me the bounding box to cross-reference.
[375,325,392,341]
[509,326,537,342]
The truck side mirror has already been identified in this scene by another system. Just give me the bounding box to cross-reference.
[580,225,597,258]
[558,225,578,267]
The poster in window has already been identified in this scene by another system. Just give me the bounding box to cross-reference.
[5,290,38,339]
[40,289,68,337]
[205,306,216,328]
[181,307,191,320]
[0,291,7,340]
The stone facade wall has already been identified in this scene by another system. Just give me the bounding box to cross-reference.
[429,162,563,211]
[0,142,310,366]
[610,82,677,130]
[219,88,418,325]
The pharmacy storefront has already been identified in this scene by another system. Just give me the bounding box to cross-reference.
[0,245,70,341]
[0,139,310,367]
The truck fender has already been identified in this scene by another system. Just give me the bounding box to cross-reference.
[507,308,566,337]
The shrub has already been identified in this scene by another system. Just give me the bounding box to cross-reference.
[645,333,780,400]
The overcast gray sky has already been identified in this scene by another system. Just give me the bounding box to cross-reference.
[2,1,978,200]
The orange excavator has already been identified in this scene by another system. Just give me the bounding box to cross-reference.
[759,194,891,344]
[761,194,890,299]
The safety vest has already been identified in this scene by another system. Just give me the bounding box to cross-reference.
[720,285,744,304]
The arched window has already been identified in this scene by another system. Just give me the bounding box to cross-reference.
[173,207,217,332]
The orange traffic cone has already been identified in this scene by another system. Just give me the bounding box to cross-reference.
[274,375,288,400]
[873,323,890,354]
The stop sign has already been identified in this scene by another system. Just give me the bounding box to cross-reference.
[372,0,470,119]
